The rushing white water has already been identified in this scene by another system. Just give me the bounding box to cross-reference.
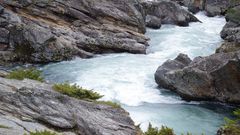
[42,12,232,135]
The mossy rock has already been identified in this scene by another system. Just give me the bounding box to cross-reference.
[226,7,240,24]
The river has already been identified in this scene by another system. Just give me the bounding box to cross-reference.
[41,12,234,135]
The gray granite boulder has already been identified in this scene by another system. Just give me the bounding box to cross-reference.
[155,52,240,104]
[141,0,200,26]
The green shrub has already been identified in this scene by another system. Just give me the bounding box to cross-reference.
[53,83,103,100]
[223,109,240,135]
[96,101,121,108]
[6,68,44,82]
[144,123,175,135]
[24,130,57,135]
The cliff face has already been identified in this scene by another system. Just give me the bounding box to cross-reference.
[0,0,149,64]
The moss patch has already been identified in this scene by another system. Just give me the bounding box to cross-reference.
[226,8,240,23]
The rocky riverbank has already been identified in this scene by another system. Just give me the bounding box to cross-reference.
[0,0,148,65]
[0,0,200,66]
[0,76,139,135]
[155,1,240,105]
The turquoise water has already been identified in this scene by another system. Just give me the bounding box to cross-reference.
[42,12,234,135]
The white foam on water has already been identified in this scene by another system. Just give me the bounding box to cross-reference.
[42,12,227,134]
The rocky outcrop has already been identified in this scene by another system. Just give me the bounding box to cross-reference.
[183,0,240,16]
[0,0,149,64]
[218,5,240,53]
[221,6,240,43]
[216,42,240,53]
[155,52,240,104]
[0,77,138,135]
[141,0,200,27]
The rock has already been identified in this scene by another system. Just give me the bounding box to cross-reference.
[225,5,240,24]
[155,51,240,104]
[183,0,205,14]
[216,42,240,53]
[0,70,8,77]
[0,28,9,44]
[0,77,138,135]
[204,0,228,17]
[141,0,200,26]
[0,5,4,14]
[155,53,192,90]
[170,0,185,6]
[220,6,240,53]
[0,0,149,64]
[182,0,240,16]
[145,15,161,29]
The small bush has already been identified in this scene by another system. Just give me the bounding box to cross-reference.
[25,130,57,135]
[96,101,121,108]
[53,83,103,100]
[6,68,44,82]
[223,109,240,135]
[144,123,175,135]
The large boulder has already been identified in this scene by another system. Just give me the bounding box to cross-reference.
[204,0,229,17]
[0,0,149,64]
[145,15,162,29]
[0,77,138,135]
[183,0,205,14]
[155,52,240,104]
[141,0,200,27]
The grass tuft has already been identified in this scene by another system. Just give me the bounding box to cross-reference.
[96,101,121,108]
[6,68,44,82]
[0,124,10,129]
[144,123,175,135]
[53,83,103,100]
[24,130,57,135]
[223,109,240,135]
